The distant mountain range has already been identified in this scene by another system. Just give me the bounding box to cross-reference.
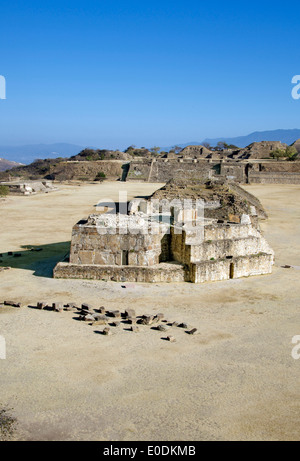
[0,143,86,164]
[163,129,300,151]
[201,129,300,148]
[0,158,24,172]
[1,130,300,165]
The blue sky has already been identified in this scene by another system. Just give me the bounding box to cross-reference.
[0,0,300,149]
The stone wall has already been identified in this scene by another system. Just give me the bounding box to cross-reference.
[54,261,186,283]
[0,180,57,195]
[248,172,300,184]
[170,223,273,265]
[149,159,214,183]
[220,162,246,182]
[126,158,216,183]
[69,214,173,267]
[189,236,268,262]
[50,160,126,181]
[124,157,300,185]
[190,253,273,283]
[126,160,152,181]
[70,220,168,267]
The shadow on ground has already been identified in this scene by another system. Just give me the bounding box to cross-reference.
[0,242,70,278]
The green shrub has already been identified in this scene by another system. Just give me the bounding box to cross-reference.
[95,171,106,181]
[0,185,9,197]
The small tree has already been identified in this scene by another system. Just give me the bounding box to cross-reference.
[124,145,137,153]
[286,146,298,159]
[270,148,289,160]
[172,145,182,154]
[150,146,160,155]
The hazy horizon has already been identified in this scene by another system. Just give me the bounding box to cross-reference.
[1,1,300,148]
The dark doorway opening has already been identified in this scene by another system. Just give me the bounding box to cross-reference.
[229,263,234,279]
[122,250,129,265]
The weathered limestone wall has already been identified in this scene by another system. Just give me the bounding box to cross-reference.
[70,222,166,266]
[170,229,189,264]
[50,160,125,181]
[191,223,260,241]
[245,161,300,184]
[125,157,300,185]
[170,224,273,265]
[54,262,186,283]
[148,159,213,183]
[190,253,273,283]
[220,162,246,182]
[252,161,300,173]
[248,172,300,184]
[189,236,268,262]
[126,158,216,183]
[126,160,152,181]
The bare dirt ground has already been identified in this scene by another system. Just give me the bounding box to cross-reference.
[0,181,299,441]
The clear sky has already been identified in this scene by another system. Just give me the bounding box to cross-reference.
[1,0,300,149]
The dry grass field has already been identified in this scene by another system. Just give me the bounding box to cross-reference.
[0,181,299,441]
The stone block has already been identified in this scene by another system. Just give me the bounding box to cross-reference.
[37,301,48,310]
[141,315,154,325]
[157,324,169,332]
[102,327,112,336]
[52,302,64,312]
[93,253,108,265]
[153,313,164,322]
[93,319,107,325]
[81,303,93,311]
[125,308,136,318]
[110,310,121,318]
[78,250,94,264]
[4,300,21,308]
[127,317,136,325]
[166,335,176,342]
[65,302,79,309]
[92,314,107,321]
[228,214,240,224]
[82,314,95,322]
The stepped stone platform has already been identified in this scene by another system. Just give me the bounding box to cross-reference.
[53,180,274,284]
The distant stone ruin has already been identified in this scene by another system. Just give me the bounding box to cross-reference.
[0,180,58,195]
[125,140,300,184]
[1,139,299,184]
[54,180,274,284]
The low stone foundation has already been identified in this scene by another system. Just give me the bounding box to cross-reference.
[53,261,187,283]
[248,172,300,184]
[0,180,58,195]
[54,253,273,284]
